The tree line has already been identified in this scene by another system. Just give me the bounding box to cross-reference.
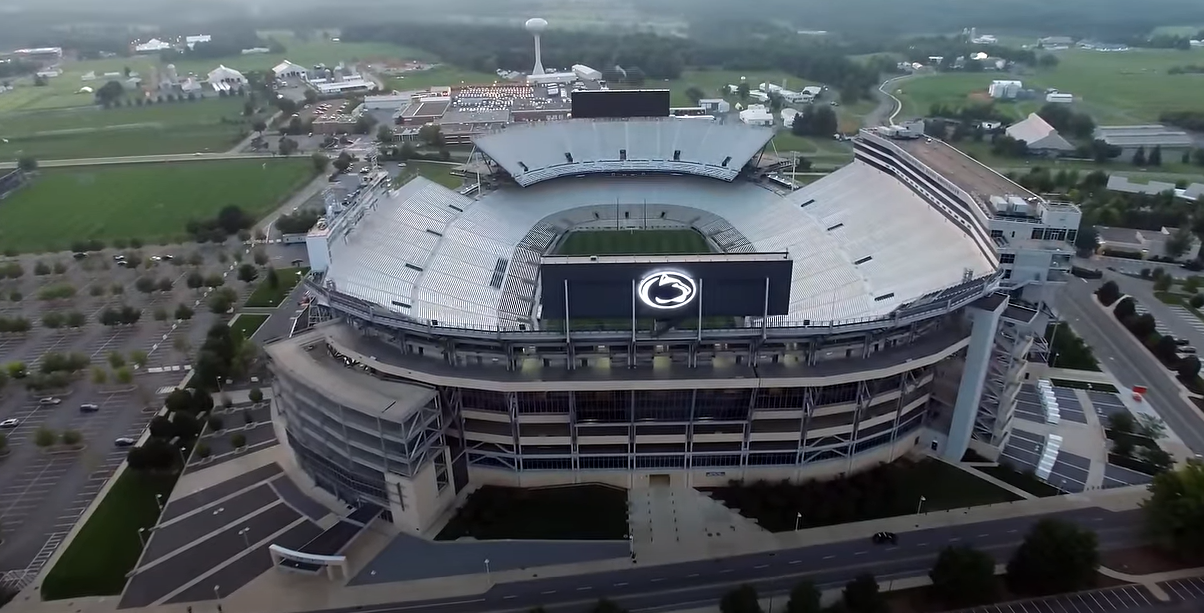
[341,23,887,102]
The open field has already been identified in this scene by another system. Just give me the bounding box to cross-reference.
[231,313,270,341]
[0,160,314,253]
[953,141,1204,182]
[40,471,178,599]
[407,161,463,189]
[169,36,434,77]
[0,97,252,159]
[894,48,1204,124]
[555,229,712,256]
[244,267,308,308]
[386,65,505,91]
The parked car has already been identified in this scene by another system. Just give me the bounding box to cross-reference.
[38,397,61,405]
[0,419,19,429]
[73,252,88,260]
[1180,347,1197,355]
[872,531,898,545]
[114,437,136,447]
[1175,338,1190,346]
[113,254,126,261]
[79,403,100,413]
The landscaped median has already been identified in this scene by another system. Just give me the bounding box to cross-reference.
[244,266,309,308]
[230,313,270,341]
[40,471,176,599]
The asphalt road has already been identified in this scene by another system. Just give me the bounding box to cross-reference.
[0,152,277,169]
[1058,275,1204,453]
[307,508,1140,613]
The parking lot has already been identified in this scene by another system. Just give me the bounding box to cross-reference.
[951,585,1162,613]
[0,242,275,579]
[1162,577,1204,603]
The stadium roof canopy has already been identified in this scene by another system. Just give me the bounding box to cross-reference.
[322,161,996,332]
[474,118,774,186]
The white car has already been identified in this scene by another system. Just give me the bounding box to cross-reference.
[0,419,19,429]
[38,397,61,405]
[114,437,136,447]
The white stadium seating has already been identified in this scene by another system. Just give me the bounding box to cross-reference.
[324,160,997,332]
[473,118,775,186]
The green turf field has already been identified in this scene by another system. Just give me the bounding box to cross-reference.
[0,160,314,253]
[894,48,1204,124]
[555,229,712,256]
[0,97,253,159]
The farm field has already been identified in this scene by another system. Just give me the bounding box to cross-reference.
[893,48,1204,124]
[0,160,314,253]
[0,96,253,159]
[954,141,1204,182]
[168,35,434,76]
[387,65,505,91]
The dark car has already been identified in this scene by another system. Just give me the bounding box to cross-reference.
[872,532,898,545]
[73,252,88,260]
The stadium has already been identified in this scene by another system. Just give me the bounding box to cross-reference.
[267,92,1079,532]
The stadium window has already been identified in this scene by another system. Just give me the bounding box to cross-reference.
[1030,228,1043,239]
[659,212,666,219]
[989,230,1004,239]
[1000,253,1016,264]
[1003,269,1012,279]
[673,150,681,161]
[564,152,574,163]
[619,149,626,161]
[624,211,629,219]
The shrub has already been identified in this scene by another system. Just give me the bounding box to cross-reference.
[196,443,212,459]
[207,415,224,432]
[61,430,82,446]
[231,433,247,449]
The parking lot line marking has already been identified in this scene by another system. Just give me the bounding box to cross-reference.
[822,555,835,560]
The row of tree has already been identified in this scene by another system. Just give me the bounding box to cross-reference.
[1097,281,1202,384]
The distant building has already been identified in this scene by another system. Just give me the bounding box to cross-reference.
[1045,92,1074,104]
[1094,125,1194,162]
[1006,113,1075,154]
[134,38,172,54]
[739,104,773,127]
[273,60,308,79]
[571,64,602,82]
[1107,175,1204,201]
[207,65,247,92]
[185,35,212,49]
[1039,36,1074,47]
[1096,226,1201,261]
[241,47,271,55]
[989,80,1023,99]
[698,98,730,114]
[781,108,799,127]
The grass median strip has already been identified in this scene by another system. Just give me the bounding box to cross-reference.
[41,471,178,600]
[244,267,309,308]
[231,313,270,341]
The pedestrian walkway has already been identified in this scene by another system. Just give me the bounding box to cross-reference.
[1167,306,1204,336]
[628,486,773,564]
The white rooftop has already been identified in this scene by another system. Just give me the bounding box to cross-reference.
[323,162,995,331]
[1006,113,1074,151]
[474,118,773,186]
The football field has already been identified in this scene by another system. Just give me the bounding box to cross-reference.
[555,229,712,256]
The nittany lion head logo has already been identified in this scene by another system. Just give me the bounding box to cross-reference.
[637,271,697,310]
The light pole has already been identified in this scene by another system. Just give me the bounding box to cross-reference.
[178,446,188,466]
[214,584,222,613]
[238,527,251,549]
[795,511,802,531]
[916,495,926,515]
[137,527,147,547]
[154,493,163,513]
[483,558,491,584]
[626,533,634,558]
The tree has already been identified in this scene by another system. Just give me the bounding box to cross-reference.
[929,545,997,607]
[157,278,173,293]
[333,152,353,173]
[61,430,82,446]
[254,249,270,266]
[1149,145,1163,167]
[279,137,299,156]
[311,152,329,173]
[685,86,705,104]
[34,427,56,448]
[1178,355,1201,380]
[95,80,124,104]
[231,432,247,448]
[1074,226,1099,253]
[1166,227,1195,259]
[785,579,821,613]
[252,118,267,134]
[17,156,37,173]
[1192,294,1204,309]
[237,263,259,283]
[842,574,887,613]
[114,366,133,385]
[418,123,444,147]
[1154,275,1173,292]
[1143,459,1204,563]
[303,89,319,104]
[1113,297,1136,320]
[719,585,762,613]
[90,366,107,385]
[175,303,195,321]
[127,439,177,471]
[130,350,148,368]
[249,387,264,404]
[1132,146,1147,167]
[1006,518,1099,596]
[134,276,156,294]
[107,351,125,369]
[186,271,204,290]
[377,124,394,143]
[737,82,750,100]
[1096,281,1121,306]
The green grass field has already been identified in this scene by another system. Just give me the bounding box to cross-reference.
[894,48,1204,124]
[407,161,463,189]
[555,229,712,256]
[41,471,178,599]
[231,313,270,341]
[0,160,314,253]
[387,65,506,91]
[0,97,253,159]
[244,267,308,307]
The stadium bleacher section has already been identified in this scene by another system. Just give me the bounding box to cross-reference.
[322,160,995,332]
[474,118,774,186]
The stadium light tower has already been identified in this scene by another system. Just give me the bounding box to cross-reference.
[525,17,548,76]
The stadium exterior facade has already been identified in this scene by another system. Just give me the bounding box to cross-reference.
[267,119,1079,532]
